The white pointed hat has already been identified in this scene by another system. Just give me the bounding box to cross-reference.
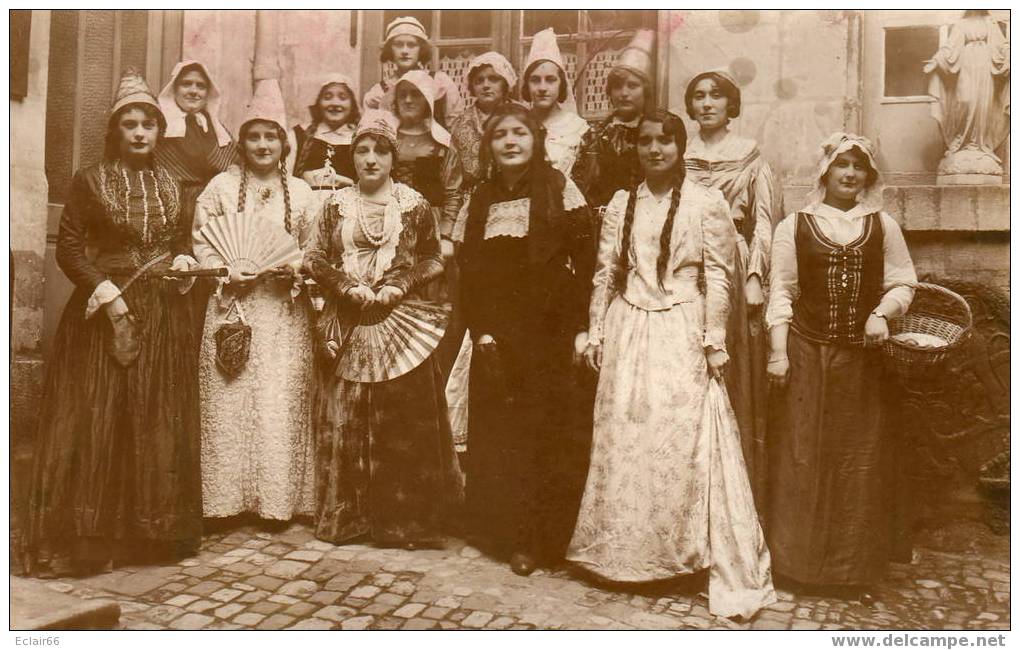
[524,27,566,77]
[523,28,577,113]
[242,78,289,133]
[613,29,655,85]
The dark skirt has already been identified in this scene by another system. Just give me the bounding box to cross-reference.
[180,181,213,355]
[24,276,203,575]
[314,356,463,546]
[464,334,592,564]
[765,330,895,586]
[724,248,769,516]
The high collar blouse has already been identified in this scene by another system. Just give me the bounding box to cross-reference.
[765,200,917,330]
[588,179,736,352]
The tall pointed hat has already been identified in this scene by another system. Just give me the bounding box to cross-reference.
[242,78,289,133]
[613,29,655,85]
[111,67,160,115]
[523,28,577,113]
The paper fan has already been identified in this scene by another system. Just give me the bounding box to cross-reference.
[200,211,303,276]
[318,299,451,383]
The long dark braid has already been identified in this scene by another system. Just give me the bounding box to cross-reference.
[617,109,688,292]
[614,187,638,294]
[236,121,294,235]
[279,160,293,235]
[236,161,249,214]
[655,178,683,290]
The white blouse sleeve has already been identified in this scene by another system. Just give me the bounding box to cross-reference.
[765,213,799,329]
[587,190,627,346]
[876,212,917,318]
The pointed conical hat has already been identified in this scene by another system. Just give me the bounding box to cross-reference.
[524,27,565,76]
[523,28,578,113]
[111,67,159,115]
[614,29,655,85]
[241,78,289,133]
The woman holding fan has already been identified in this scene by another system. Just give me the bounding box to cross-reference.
[304,109,462,549]
[192,80,319,524]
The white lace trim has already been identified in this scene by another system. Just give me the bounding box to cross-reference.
[333,183,421,284]
[563,178,588,211]
[484,198,530,239]
[451,182,586,243]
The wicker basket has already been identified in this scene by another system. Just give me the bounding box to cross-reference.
[883,282,972,377]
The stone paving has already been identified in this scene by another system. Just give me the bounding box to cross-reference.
[16,524,1010,631]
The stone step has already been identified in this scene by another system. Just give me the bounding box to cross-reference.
[11,577,120,630]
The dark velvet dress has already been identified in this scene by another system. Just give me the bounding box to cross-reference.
[155,112,236,347]
[292,125,358,188]
[304,182,462,547]
[571,116,642,211]
[23,161,203,575]
[454,168,595,564]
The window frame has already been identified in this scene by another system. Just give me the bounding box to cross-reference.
[880,22,944,105]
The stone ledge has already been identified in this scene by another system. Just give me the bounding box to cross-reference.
[11,577,121,630]
[884,185,1009,232]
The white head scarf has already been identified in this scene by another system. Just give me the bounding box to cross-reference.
[300,73,360,138]
[466,51,518,96]
[394,70,452,148]
[158,60,232,147]
[807,132,885,211]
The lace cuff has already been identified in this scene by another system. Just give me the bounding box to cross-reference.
[85,280,121,319]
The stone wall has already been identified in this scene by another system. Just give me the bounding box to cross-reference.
[182,10,362,136]
[10,10,51,449]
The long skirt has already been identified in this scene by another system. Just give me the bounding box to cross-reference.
[766,331,895,586]
[314,356,463,546]
[724,242,769,515]
[464,330,591,564]
[567,296,775,619]
[24,276,203,575]
[199,283,316,520]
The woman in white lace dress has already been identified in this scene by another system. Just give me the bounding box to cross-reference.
[568,111,775,619]
[192,80,318,522]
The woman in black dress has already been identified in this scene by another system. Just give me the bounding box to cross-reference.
[453,103,595,576]
[23,70,202,576]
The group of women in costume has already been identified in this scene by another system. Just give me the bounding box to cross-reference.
[24,16,918,620]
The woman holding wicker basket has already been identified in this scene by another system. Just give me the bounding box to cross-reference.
[765,132,917,598]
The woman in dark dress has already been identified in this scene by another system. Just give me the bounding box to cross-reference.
[572,29,655,212]
[155,60,237,343]
[23,70,203,576]
[304,110,462,550]
[766,133,917,598]
[292,73,361,196]
[452,103,595,576]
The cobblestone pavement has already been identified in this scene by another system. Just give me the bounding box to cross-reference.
[18,524,1010,631]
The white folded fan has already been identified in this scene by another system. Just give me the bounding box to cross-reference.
[199,210,303,275]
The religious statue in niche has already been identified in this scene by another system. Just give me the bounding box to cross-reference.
[924,10,1010,184]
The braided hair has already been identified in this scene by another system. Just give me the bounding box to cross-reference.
[615,110,687,293]
[237,120,294,235]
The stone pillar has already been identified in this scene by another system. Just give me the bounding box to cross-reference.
[11,10,51,450]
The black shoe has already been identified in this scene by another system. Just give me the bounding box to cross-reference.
[510,552,536,576]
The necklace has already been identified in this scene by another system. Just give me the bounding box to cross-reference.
[354,186,398,247]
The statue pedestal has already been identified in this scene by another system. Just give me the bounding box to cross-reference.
[938,174,1003,186]
[937,148,1004,186]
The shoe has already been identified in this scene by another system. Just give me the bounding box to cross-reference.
[859,591,876,607]
[403,541,419,551]
[510,552,536,576]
